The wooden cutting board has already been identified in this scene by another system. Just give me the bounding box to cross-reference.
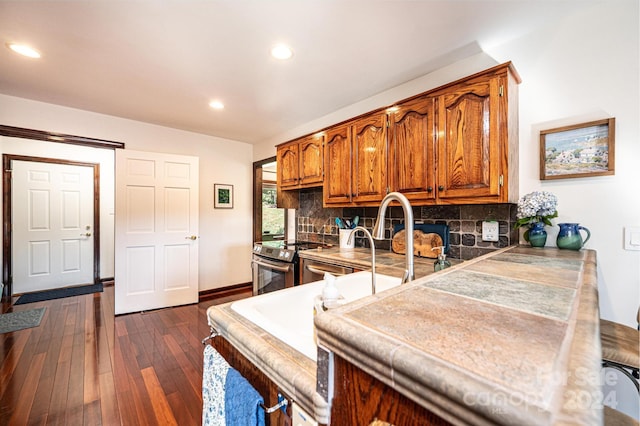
[392,230,443,258]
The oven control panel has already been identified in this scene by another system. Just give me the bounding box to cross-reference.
[253,243,296,263]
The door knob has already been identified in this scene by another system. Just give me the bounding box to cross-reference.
[185,235,198,240]
[81,232,92,237]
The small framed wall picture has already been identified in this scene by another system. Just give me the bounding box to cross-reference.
[540,118,615,180]
[214,184,233,209]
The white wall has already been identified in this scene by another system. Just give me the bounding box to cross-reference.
[484,0,639,325]
[254,1,640,418]
[485,3,639,418]
[0,93,254,291]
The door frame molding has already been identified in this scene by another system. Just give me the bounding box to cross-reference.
[0,124,125,150]
[3,154,101,298]
[254,156,287,243]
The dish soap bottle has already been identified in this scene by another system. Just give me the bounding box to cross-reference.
[322,272,340,309]
[432,246,451,272]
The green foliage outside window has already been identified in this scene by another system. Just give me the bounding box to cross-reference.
[262,186,284,236]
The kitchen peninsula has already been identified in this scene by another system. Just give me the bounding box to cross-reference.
[206,246,601,425]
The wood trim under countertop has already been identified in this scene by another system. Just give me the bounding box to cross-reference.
[212,336,294,425]
[331,353,451,426]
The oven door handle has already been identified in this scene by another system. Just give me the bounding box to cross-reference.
[251,259,292,273]
[305,264,348,276]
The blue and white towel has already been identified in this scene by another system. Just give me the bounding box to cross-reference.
[203,345,230,426]
[202,345,265,426]
[224,367,265,426]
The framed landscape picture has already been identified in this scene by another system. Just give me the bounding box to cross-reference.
[214,183,233,208]
[540,118,615,180]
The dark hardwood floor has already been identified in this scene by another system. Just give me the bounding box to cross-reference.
[0,285,251,425]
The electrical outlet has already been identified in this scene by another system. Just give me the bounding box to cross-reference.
[482,221,499,242]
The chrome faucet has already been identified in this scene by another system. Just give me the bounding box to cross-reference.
[372,192,414,283]
[348,226,377,295]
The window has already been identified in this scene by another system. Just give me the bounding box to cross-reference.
[262,184,284,240]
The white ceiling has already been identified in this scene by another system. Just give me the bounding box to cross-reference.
[0,1,590,144]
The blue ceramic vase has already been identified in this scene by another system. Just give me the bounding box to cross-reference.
[526,222,547,247]
[556,223,591,250]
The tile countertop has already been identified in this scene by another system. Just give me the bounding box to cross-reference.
[298,245,462,278]
[314,245,601,425]
[207,245,600,425]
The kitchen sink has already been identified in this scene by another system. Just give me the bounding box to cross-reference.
[230,271,401,361]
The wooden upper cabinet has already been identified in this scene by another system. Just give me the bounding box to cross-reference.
[435,64,519,203]
[279,62,519,206]
[388,96,436,202]
[276,142,299,188]
[436,77,498,199]
[299,135,324,186]
[324,112,388,206]
[351,112,388,204]
[276,133,324,190]
[323,123,352,205]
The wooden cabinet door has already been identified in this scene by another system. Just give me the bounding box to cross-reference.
[299,134,324,186]
[436,76,502,200]
[277,142,299,188]
[323,123,352,205]
[351,112,388,203]
[388,96,436,202]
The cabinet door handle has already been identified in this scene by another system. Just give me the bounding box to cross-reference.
[252,259,292,273]
[427,186,433,193]
[306,265,348,276]
[438,185,444,191]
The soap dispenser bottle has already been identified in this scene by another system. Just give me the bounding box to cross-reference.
[322,272,340,309]
[432,246,451,272]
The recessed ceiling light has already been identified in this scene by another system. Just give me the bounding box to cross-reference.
[209,100,224,110]
[6,42,41,59]
[270,44,293,60]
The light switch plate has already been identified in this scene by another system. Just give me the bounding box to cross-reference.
[482,221,499,242]
[624,226,640,251]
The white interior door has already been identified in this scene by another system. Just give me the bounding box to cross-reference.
[12,160,95,294]
[115,149,199,315]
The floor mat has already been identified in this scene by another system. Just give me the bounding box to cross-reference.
[0,307,46,334]
[14,283,103,305]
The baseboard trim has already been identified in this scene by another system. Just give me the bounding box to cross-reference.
[199,282,252,302]
[100,278,115,287]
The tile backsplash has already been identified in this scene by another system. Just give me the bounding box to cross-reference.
[296,188,518,260]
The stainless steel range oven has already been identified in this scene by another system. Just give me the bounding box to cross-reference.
[251,241,323,295]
